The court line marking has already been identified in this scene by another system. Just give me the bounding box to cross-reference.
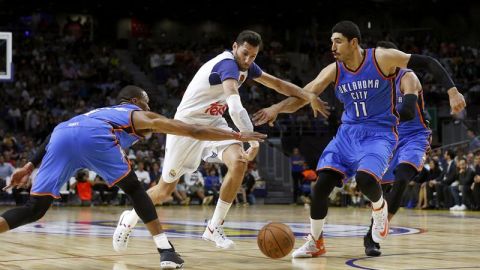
[345,250,480,270]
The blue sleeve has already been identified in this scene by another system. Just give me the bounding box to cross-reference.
[209,59,240,85]
[247,62,263,79]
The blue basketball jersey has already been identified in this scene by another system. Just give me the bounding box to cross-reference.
[32,103,144,197]
[335,48,398,130]
[70,103,143,149]
[395,68,430,137]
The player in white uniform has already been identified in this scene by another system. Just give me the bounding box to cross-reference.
[113,30,323,251]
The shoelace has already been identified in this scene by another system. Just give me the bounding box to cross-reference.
[373,213,386,231]
[300,235,317,250]
[117,227,132,243]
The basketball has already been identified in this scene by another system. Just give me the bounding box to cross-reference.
[257,222,295,259]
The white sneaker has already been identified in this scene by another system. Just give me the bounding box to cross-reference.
[449,205,460,211]
[371,201,389,243]
[458,204,467,211]
[292,234,326,258]
[202,220,235,249]
[113,210,135,252]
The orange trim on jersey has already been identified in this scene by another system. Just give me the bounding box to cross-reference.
[317,166,347,180]
[390,79,399,141]
[129,110,144,138]
[372,48,396,80]
[416,92,429,129]
[30,192,61,199]
[334,62,341,88]
[108,144,132,187]
[357,169,382,183]
[380,179,395,184]
[416,103,428,129]
[341,49,368,74]
[398,161,423,172]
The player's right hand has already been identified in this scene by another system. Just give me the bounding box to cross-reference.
[447,87,466,114]
[310,97,331,118]
[3,162,34,191]
[237,132,267,142]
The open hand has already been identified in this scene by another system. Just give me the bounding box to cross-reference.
[237,132,267,142]
[253,106,279,127]
[310,97,331,118]
[3,162,34,191]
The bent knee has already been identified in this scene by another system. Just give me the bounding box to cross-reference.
[228,158,248,172]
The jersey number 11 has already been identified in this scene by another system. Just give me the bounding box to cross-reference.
[354,101,368,117]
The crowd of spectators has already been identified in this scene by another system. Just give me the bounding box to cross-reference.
[1,15,479,209]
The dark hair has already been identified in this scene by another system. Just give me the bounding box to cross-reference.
[445,149,456,160]
[376,40,398,50]
[236,30,262,48]
[117,85,145,104]
[331,20,361,43]
[76,169,89,181]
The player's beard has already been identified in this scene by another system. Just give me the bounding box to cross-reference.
[233,53,249,71]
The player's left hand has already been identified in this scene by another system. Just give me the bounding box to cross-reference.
[310,97,331,118]
[447,87,466,114]
[253,106,280,127]
[3,162,34,191]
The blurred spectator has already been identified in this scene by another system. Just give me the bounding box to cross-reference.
[172,177,190,205]
[467,129,480,153]
[135,161,151,190]
[472,153,480,210]
[149,162,162,185]
[290,147,305,204]
[183,171,209,205]
[203,169,220,205]
[71,169,93,206]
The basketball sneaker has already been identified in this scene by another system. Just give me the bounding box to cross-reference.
[159,242,184,269]
[113,210,134,252]
[202,220,235,249]
[371,200,389,243]
[364,231,381,256]
[291,234,326,258]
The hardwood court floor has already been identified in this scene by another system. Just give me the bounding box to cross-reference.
[0,204,479,270]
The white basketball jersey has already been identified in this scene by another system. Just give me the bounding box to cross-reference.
[175,51,257,124]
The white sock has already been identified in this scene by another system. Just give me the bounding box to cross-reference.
[210,199,232,227]
[310,218,325,240]
[372,196,384,210]
[153,233,172,249]
[125,209,140,227]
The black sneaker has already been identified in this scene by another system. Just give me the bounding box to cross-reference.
[158,243,184,269]
[364,231,381,257]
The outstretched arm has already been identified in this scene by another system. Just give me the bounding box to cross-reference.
[376,48,466,114]
[4,134,52,190]
[253,71,316,101]
[252,63,336,126]
[132,111,266,142]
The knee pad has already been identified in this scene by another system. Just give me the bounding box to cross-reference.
[310,170,343,219]
[393,163,418,189]
[356,171,382,202]
[116,170,158,224]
